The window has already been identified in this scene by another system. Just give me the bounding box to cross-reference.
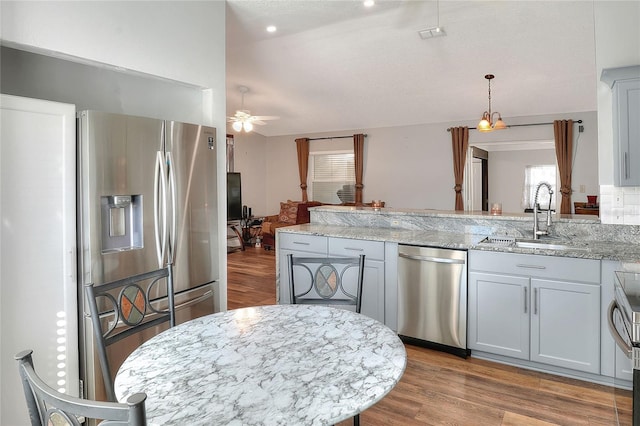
[309,151,355,204]
[522,165,556,210]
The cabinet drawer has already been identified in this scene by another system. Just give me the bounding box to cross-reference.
[279,233,327,253]
[329,237,385,260]
[469,250,600,284]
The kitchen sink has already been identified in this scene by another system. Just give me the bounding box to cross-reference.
[479,236,588,251]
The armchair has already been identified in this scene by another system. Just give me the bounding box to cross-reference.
[262,201,322,249]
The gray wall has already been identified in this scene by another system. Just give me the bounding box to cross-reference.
[1,46,205,125]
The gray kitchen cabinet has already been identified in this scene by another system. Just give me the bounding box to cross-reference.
[468,250,601,374]
[468,271,530,359]
[601,66,640,186]
[530,278,600,373]
[277,232,385,324]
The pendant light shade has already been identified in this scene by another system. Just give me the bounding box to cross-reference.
[477,74,507,132]
[477,113,491,132]
[493,115,507,130]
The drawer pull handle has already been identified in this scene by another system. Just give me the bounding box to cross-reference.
[293,241,310,246]
[344,247,364,252]
[516,264,546,270]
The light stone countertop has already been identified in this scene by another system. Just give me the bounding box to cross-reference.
[114,304,407,426]
[278,223,640,262]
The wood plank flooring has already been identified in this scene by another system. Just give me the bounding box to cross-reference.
[227,247,631,425]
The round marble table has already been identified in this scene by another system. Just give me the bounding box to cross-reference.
[115,304,406,426]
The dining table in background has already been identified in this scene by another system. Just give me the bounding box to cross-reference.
[114,304,407,425]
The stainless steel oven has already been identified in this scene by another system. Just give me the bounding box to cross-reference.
[608,271,640,425]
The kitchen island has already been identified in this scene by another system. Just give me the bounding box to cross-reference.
[274,205,640,389]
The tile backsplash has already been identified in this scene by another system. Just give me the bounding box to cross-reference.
[600,185,640,225]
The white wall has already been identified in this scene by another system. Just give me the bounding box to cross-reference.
[594,1,640,225]
[227,129,269,217]
[261,111,599,215]
[0,2,221,94]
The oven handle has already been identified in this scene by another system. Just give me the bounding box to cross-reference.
[607,300,632,357]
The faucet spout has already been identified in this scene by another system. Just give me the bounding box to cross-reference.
[533,182,554,240]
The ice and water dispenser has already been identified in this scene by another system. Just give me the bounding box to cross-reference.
[100,195,143,252]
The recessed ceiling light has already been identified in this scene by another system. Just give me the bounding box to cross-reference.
[364,0,375,7]
[266,25,277,33]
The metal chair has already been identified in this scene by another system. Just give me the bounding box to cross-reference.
[287,254,366,312]
[85,265,175,401]
[15,349,147,426]
[287,254,365,425]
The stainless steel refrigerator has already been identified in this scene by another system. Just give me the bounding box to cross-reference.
[77,110,219,401]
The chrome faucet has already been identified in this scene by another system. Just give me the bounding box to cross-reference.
[533,182,554,239]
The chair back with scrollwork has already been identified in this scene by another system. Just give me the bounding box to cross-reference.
[85,265,175,401]
[287,254,365,313]
[15,349,147,426]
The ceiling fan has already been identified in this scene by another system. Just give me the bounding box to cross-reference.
[227,86,278,132]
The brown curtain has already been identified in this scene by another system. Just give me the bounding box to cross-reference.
[451,127,469,210]
[295,138,310,202]
[353,133,365,204]
[554,120,573,214]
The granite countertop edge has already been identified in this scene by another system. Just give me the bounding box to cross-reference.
[276,224,640,263]
[309,205,601,224]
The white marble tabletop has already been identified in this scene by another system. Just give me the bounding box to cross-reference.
[115,304,407,426]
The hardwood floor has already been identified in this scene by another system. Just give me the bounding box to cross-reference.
[227,247,630,425]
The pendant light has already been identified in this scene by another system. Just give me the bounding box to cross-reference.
[478,74,507,132]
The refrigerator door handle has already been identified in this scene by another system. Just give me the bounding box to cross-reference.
[166,151,177,263]
[154,151,168,268]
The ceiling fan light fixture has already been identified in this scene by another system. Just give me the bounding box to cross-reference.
[232,120,243,132]
[243,121,254,132]
[477,74,507,132]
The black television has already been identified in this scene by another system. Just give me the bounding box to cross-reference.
[227,172,242,221]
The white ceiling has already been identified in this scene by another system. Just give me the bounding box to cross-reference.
[225,0,597,137]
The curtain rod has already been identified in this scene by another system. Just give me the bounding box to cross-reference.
[446,120,582,132]
[307,134,368,141]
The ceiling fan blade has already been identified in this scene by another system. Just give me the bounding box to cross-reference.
[252,120,267,125]
[251,115,280,121]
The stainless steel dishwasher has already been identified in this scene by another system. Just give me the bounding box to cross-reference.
[397,245,469,357]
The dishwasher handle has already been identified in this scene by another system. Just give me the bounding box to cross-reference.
[399,252,466,265]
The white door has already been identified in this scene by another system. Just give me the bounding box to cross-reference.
[0,95,78,425]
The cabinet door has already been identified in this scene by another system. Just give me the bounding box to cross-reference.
[614,78,640,186]
[531,279,600,373]
[616,346,633,381]
[359,259,385,323]
[468,272,530,359]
